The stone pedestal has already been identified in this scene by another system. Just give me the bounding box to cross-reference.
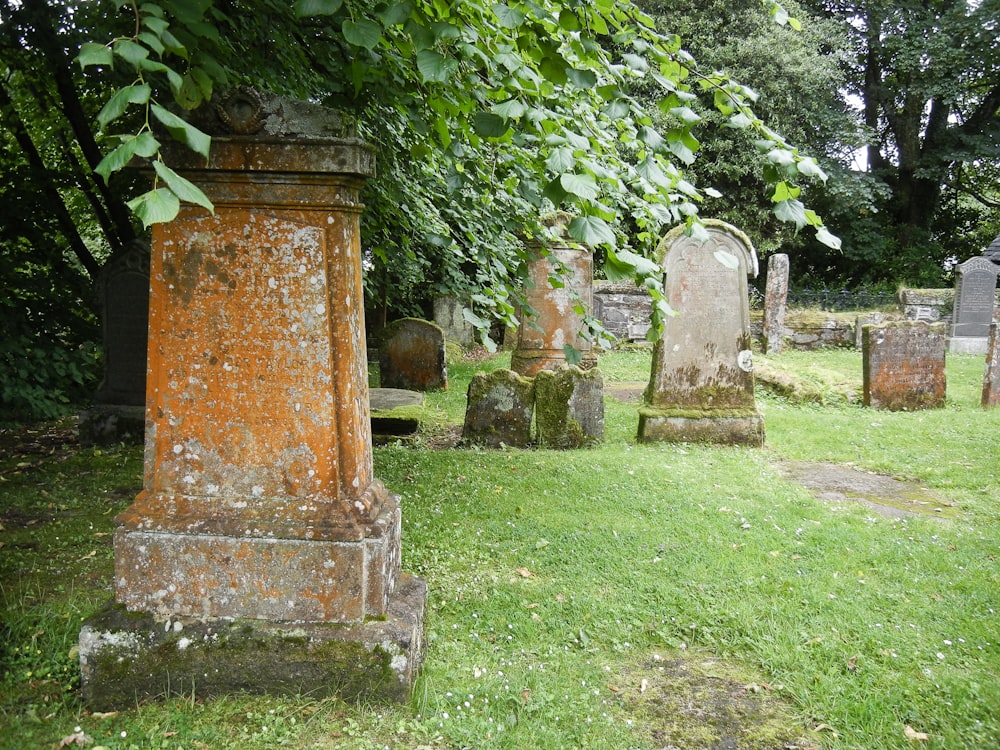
[511,214,596,376]
[80,90,425,707]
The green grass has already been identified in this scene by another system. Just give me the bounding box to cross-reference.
[2,347,999,749]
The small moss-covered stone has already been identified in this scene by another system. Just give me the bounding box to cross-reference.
[534,366,604,449]
[462,369,535,448]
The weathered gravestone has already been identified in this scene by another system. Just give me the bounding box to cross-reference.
[432,295,475,347]
[511,213,596,377]
[79,89,425,709]
[79,239,150,446]
[948,256,999,354]
[639,220,764,446]
[862,321,946,410]
[763,253,789,354]
[982,323,1000,408]
[534,365,605,448]
[462,369,535,448]
[379,318,447,391]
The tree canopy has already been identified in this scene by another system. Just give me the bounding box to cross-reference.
[3,0,844,418]
[805,0,1000,283]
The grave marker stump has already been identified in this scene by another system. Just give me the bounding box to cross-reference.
[763,253,789,354]
[982,323,1000,408]
[79,90,425,709]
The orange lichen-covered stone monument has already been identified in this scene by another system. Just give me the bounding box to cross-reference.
[79,90,425,709]
[511,213,597,376]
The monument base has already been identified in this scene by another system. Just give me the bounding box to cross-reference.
[79,573,426,711]
[78,404,145,446]
[947,336,989,355]
[637,408,764,446]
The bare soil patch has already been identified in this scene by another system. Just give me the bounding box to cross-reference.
[775,460,955,519]
[616,650,818,750]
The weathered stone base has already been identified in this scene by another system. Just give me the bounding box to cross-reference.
[79,573,426,711]
[78,405,145,446]
[948,336,989,355]
[637,410,764,446]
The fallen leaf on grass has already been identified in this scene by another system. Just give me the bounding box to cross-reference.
[607,684,620,693]
[904,725,930,741]
[520,688,531,705]
[639,678,649,693]
[515,567,535,578]
[77,550,96,562]
[90,711,117,719]
[58,730,92,747]
[846,655,859,672]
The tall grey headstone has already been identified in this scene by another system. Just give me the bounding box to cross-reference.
[638,220,764,446]
[763,253,789,354]
[948,257,998,354]
[432,295,475,347]
[79,239,150,446]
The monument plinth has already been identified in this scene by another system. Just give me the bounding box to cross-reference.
[80,90,425,709]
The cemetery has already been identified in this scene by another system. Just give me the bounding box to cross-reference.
[3,2,999,749]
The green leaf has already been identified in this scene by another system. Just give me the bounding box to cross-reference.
[113,39,150,66]
[127,187,181,228]
[150,104,211,161]
[96,84,151,130]
[294,0,343,15]
[343,19,382,50]
[151,161,213,213]
[568,215,616,248]
[816,226,842,250]
[491,98,526,119]
[416,50,458,82]
[563,344,583,366]
[77,42,113,69]
[138,31,165,56]
[797,157,827,181]
[379,2,413,26]
[713,249,740,270]
[545,147,575,174]
[95,140,139,183]
[473,112,509,137]
[558,9,580,31]
[774,198,808,228]
[637,126,664,151]
[566,68,598,89]
[131,131,161,158]
[492,4,525,28]
[560,173,599,200]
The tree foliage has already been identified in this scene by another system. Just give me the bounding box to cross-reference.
[77,0,838,343]
[805,0,1000,282]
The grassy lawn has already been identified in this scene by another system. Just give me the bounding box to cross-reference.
[2,347,998,749]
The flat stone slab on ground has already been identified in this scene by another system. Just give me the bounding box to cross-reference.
[775,460,954,519]
[370,388,424,410]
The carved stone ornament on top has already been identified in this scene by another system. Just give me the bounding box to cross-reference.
[182,86,357,139]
